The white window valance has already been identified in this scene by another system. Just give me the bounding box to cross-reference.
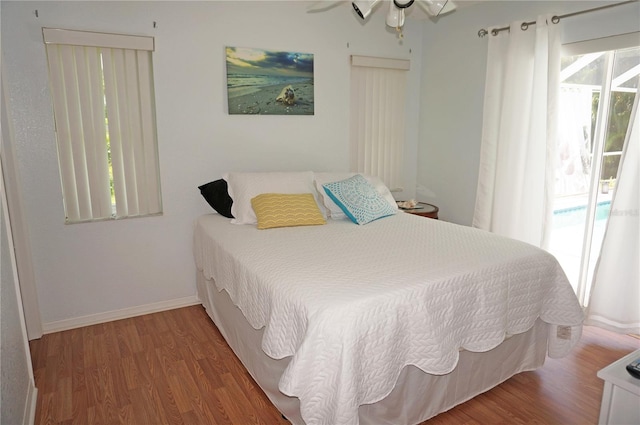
[351,55,410,70]
[43,27,154,51]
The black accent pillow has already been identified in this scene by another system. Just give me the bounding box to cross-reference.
[198,179,234,218]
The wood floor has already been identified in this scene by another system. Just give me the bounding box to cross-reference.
[30,305,639,425]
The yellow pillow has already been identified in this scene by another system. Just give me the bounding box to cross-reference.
[251,193,326,230]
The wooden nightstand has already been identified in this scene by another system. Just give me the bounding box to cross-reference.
[400,202,439,219]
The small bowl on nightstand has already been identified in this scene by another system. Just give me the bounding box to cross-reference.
[397,202,439,219]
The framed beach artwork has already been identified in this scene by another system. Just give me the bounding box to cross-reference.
[226,46,314,115]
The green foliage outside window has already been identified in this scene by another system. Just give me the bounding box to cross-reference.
[591,91,635,182]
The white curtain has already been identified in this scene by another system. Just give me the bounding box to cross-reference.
[473,16,560,248]
[586,94,640,335]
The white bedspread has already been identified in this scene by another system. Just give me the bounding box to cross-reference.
[194,213,583,425]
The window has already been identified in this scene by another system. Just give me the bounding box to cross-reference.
[350,55,409,191]
[549,34,639,305]
[43,28,162,223]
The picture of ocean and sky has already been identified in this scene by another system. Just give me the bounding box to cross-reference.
[226,47,314,115]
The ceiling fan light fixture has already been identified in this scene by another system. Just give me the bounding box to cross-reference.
[385,2,405,27]
[352,0,382,20]
[393,0,415,8]
[417,0,456,17]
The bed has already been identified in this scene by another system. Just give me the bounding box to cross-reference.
[193,171,584,425]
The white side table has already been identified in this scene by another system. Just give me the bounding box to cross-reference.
[597,349,640,425]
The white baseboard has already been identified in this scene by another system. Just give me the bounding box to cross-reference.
[41,296,200,334]
[24,383,37,425]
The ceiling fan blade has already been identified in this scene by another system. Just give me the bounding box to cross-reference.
[307,0,346,13]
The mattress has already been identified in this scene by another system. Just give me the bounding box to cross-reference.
[193,213,583,425]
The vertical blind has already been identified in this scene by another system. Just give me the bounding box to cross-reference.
[350,55,409,191]
[43,28,161,222]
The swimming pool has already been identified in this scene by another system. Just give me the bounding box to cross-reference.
[553,200,611,228]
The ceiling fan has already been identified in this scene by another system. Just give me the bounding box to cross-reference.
[354,0,456,28]
[308,0,457,35]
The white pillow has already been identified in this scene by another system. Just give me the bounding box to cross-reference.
[224,171,320,224]
[314,172,398,219]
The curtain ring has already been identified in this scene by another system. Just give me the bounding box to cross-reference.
[521,22,529,31]
[551,15,560,24]
[491,28,499,36]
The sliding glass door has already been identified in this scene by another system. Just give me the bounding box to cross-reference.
[549,43,639,306]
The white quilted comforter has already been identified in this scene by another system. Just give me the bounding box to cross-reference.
[194,213,583,425]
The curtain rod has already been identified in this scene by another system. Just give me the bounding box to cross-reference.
[477,0,638,38]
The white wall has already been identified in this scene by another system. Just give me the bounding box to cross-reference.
[1,1,427,328]
[1,25,38,425]
[418,0,640,225]
[1,173,37,425]
[1,115,38,425]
